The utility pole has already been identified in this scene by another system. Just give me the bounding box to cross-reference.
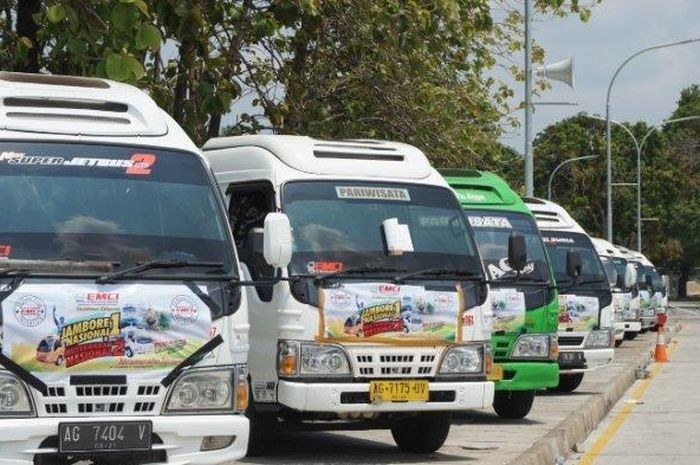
[524,0,534,196]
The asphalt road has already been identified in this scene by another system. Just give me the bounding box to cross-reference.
[566,303,700,465]
[239,312,679,465]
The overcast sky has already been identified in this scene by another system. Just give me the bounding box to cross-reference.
[501,0,700,151]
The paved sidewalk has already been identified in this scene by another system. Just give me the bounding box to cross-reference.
[567,311,699,465]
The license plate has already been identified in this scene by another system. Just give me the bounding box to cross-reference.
[488,363,504,381]
[369,380,429,402]
[558,351,585,368]
[59,421,152,453]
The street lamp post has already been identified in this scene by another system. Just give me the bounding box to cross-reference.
[524,0,534,196]
[547,155,597,201]
[605,38,700,243]
[587,113,700,251]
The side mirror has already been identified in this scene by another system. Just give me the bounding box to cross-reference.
[566,250,582,279]
[624,263,637,289]
[645,274,653,288]
[615,272,624,289]
[263,212,293,269]
[507,232,528,272]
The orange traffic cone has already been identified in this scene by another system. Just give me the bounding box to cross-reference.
[654,327,668,363]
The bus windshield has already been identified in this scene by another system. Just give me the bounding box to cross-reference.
[0,142,235,278]
[541,231,608,291]
[282,181,483,278]
[464,210,551,283]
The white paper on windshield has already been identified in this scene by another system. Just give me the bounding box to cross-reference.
[335,186,410,201]
[2,283,212,382]
[319,282,463,344]
[382,218,414,255]
[490,288,526,333]
[558,294,599,331]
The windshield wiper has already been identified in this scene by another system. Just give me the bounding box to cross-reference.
[561,278,607,291]
[313,265,402,285]
[393,267,478,283]
[495,274,549,284]
[161,334,224,388]
[96,259,224,284]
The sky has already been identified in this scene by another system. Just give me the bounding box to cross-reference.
[500,0,700,151]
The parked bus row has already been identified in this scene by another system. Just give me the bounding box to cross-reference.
[0,74,668,465]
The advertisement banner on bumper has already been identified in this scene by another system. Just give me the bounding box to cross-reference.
[2,283,211,382]
[558,294,599,331]
[319,283,464,344]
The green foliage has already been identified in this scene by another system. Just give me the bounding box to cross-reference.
[0,1,601,155]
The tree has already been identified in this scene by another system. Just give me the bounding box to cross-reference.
[660,85,700,296]
[0,0,602,155]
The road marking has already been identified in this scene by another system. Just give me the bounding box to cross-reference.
[576,333,682,465]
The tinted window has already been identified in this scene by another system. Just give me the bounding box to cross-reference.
[283,181,482,276]
[541,231,608,291]
[0,142,234,276]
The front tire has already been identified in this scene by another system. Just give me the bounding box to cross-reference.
[493,390,535,419]
[624,331,638,340]
[615,338,624,347]
[391,412,451,453]
[551,373,584,392]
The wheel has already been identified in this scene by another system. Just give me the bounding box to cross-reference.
[624,331,638,340]
[615,338,623,348]
[639,328,648,334]
[125,347,134,358]
[245,390,278,456]
[492,390,535,419]
[551,373,584,392]
[391,412,451,453]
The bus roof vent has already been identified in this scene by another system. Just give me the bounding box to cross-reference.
[0,72,110,88]
[203,135,433,179]
[0,73,167,137]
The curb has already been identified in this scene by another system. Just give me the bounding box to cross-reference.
[507,322,681,465]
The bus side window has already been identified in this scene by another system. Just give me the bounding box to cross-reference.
[227,181,276,302]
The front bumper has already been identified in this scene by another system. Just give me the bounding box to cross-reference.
[494,361,559,391]
[0,414,249,465]
[613,322,626,340]
[558,347,614,374]
[623,321,642,333]
[641,316,656,329]
[277,379,494,412]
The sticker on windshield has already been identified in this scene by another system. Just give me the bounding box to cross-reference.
[490,289,526,333]
[558,294,599,331]
[542,236,576,245]
[319,283,462,344]
[468,216,513,229]
[1,283,211,382]
[0,151,156,176]
[307,261,344,274]
[0,244,11,258]
[335,186,410,201]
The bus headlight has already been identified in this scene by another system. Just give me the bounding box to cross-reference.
[165,366,246,414]
[511,334,553,359]
[586,329,613,348]
[439,345,483,374]
[0,372,34,416]
[278,341,351,377]
[300,343,351,376]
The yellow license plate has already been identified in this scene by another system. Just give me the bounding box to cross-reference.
[369,380,429,402]
[488,363,504,381]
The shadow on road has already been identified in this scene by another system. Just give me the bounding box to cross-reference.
[241,431,476,464]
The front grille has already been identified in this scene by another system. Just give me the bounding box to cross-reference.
[558,336,585,346]
[351,348,440,378]
[37,383,164,417]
